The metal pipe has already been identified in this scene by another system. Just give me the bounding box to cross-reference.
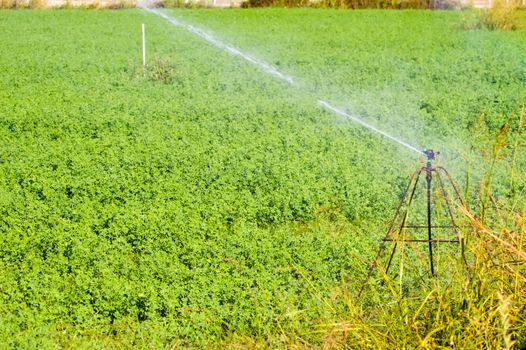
[426,166,435,276]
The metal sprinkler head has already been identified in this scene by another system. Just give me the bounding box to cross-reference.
[423,149,439,168]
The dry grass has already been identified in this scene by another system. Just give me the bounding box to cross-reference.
[0,0,136,8]
[312,215,525,349]
[461,1,523,31]
[480,0,522,30]
[312,107,526,349]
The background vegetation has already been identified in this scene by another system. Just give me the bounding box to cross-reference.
[0,9,525,348]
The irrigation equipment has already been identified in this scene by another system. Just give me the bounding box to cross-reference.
[362,149,466,290]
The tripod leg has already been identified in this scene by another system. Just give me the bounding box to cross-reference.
[437,167,465,207]
[385,213,406,274]
[436,169,471,274]
[436,170,459,240]
[359,169,423,296]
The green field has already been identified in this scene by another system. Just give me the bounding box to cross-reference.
[1,8,525,348]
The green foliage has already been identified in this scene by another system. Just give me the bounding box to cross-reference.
[0,8,525,348]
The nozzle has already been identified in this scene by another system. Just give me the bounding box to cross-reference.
[423,149,436,161]
[423,149,439,168]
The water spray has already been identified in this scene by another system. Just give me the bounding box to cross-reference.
[142,8,423,156]
[141,7,295,85]
[319,100,424,155]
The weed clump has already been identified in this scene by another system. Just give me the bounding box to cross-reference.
[461,2,522,31]
[480,1,521,30]
[127,58,178,84]
[144,59,178,83]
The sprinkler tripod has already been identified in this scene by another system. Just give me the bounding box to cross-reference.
[362,149,466,291]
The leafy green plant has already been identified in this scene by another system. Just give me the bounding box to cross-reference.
[0,9,525,348]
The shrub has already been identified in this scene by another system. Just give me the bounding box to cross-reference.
[461,1,522,31]
[241,0,432,8]
[480,1,521,30]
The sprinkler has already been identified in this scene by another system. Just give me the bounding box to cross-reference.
[361,148,466,294]
[423,148,437,167]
